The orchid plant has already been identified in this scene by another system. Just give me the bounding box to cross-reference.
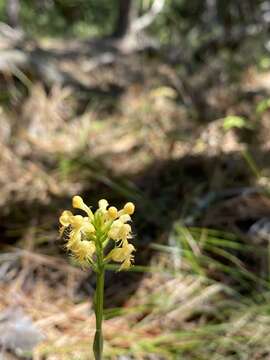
[59,196,135,360]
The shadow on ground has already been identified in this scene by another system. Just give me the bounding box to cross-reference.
[2,148,268,307]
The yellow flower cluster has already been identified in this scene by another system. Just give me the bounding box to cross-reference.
[59,196,135,270]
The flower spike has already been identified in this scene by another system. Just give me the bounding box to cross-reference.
[59,197,135,270]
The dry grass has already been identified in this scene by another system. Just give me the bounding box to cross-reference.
[1,52,270,359]
[0,245,225,359]
[2,240,270,360]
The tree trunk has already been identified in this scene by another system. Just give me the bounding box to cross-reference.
[6,0,20,28]
[217,0,233,38]
[112,0,137,38]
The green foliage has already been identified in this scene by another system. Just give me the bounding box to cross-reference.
[155,224,263,290]
[102,228,270,359]
[0,0,117,37]
[0,0,266,42]
[222,116,251,131]
[0,0,5,20]
[258,56,270,70]
[256,98,270,114]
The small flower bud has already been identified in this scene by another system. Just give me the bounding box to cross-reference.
[124,202,135,215]
[108,206,118,219]
[72,195,84,209]
[72,195,94,219]
[98,199,109,211]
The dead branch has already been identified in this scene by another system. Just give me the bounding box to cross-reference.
[131,0,165,33]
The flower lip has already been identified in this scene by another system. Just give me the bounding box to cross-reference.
[73,240,96,262]
[108,243,135,266]
[119,214,131,223]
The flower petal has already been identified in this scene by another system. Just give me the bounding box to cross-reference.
[59,210,74,226]
[72,195,94,219]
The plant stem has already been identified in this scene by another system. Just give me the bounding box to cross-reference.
[93,259,105,359]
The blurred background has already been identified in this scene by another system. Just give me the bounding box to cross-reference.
[2,0,270,359]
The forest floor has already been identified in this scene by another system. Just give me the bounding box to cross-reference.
[1,35,270,359]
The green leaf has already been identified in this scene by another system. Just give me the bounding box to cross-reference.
[222,116,250,131]
[256,98,270,114]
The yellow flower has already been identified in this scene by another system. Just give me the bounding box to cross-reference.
[108,218,132,243]
[71,214,84,228]
[119,214,131,223]
[109,243,135,262]
[66,229,81,251]
[98,199,108,212]
[118,202,135,217]
[119,257,133,271]
[107,243,135,270]
[123,202,135,215]
[59,210,73,227]
[72,195,94,220]
[59,201,96,264]
[108,206,118,220]
[73,240,96,262]
[60,210,95,233]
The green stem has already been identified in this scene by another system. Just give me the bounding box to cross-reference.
[93,255,105,360]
